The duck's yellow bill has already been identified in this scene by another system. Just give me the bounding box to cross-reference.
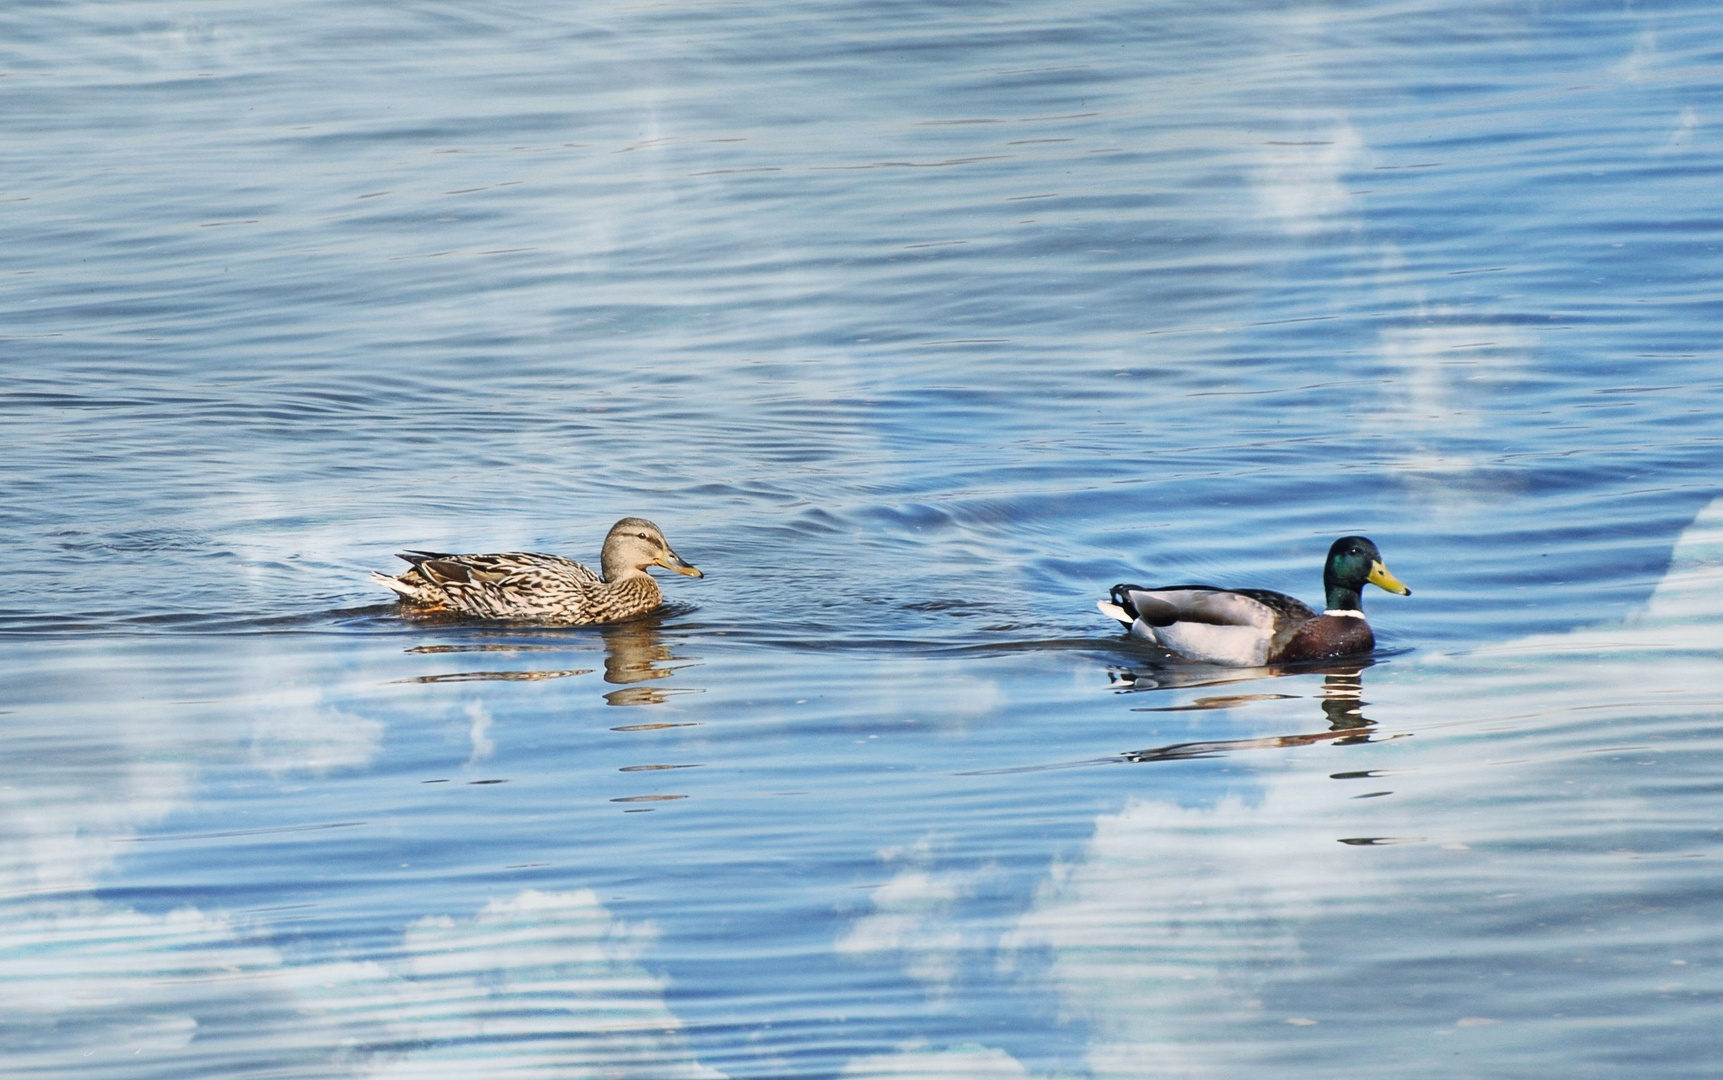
[1368,560,1411,596]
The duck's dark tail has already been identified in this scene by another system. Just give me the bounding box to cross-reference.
[1109,584,1148,620]
[1098,584,1147,628]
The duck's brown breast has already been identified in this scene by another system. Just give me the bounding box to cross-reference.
[1270,614,1374,663]
[547,574,663,625]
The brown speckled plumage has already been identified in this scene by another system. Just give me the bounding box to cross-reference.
[372,518,702,626]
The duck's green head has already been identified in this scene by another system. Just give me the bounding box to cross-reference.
[1324,536,1410,609]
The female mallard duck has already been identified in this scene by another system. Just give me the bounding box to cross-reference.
[1097,536,1410,665]
[372,517,702,625]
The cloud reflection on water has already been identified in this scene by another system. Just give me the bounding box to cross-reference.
[1,888,721,1078]
[0,628,721,1077]
[837,837,1000,1002]
[840,1042,1033,1078]
[1004,785,1361,1078]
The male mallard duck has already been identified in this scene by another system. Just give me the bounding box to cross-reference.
[1097,536,1410,665]
[372,517,702,625]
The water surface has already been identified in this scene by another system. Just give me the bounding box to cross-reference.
[5,1,1723,1076]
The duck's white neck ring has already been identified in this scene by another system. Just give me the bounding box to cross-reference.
[1323,609,1365,618]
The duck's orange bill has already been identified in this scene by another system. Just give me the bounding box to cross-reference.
[657,552,704,578]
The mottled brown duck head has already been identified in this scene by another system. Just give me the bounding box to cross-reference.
[601,517,703,582]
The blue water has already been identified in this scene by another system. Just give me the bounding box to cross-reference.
[5,1,1723,1076]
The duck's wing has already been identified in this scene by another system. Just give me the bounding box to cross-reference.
[1218,587,1319,623]
[1106,585,1314,628]
[1099,585,1318,667]
[400,550,601,583]
[402,552,603,617]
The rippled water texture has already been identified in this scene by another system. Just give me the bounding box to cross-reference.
[5,1,1723,1076]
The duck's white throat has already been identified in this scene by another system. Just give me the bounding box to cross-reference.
[1323,609,1364,618]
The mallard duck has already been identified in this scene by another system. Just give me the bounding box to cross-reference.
[372,517,702,625]
[1097,536,1410,665]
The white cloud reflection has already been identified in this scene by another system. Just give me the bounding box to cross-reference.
[1368,313,1533,508]
[1477,493,1723,655]
[0,640,386,905]
[1000,785,1362,1079]
[0,636,717,1077]
[1252,119,1367,236]
[464,701,497,766]
[248,689,385,775]
[840,1042,1033,1078]
[0,889,720,1078]
[1658,106,1700,155]
[838,838,998,999]
[371,889,721,1078]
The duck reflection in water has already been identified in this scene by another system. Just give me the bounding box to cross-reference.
[599,614,700,706]
[1114,661,1383,763]
[399,614,701,706]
